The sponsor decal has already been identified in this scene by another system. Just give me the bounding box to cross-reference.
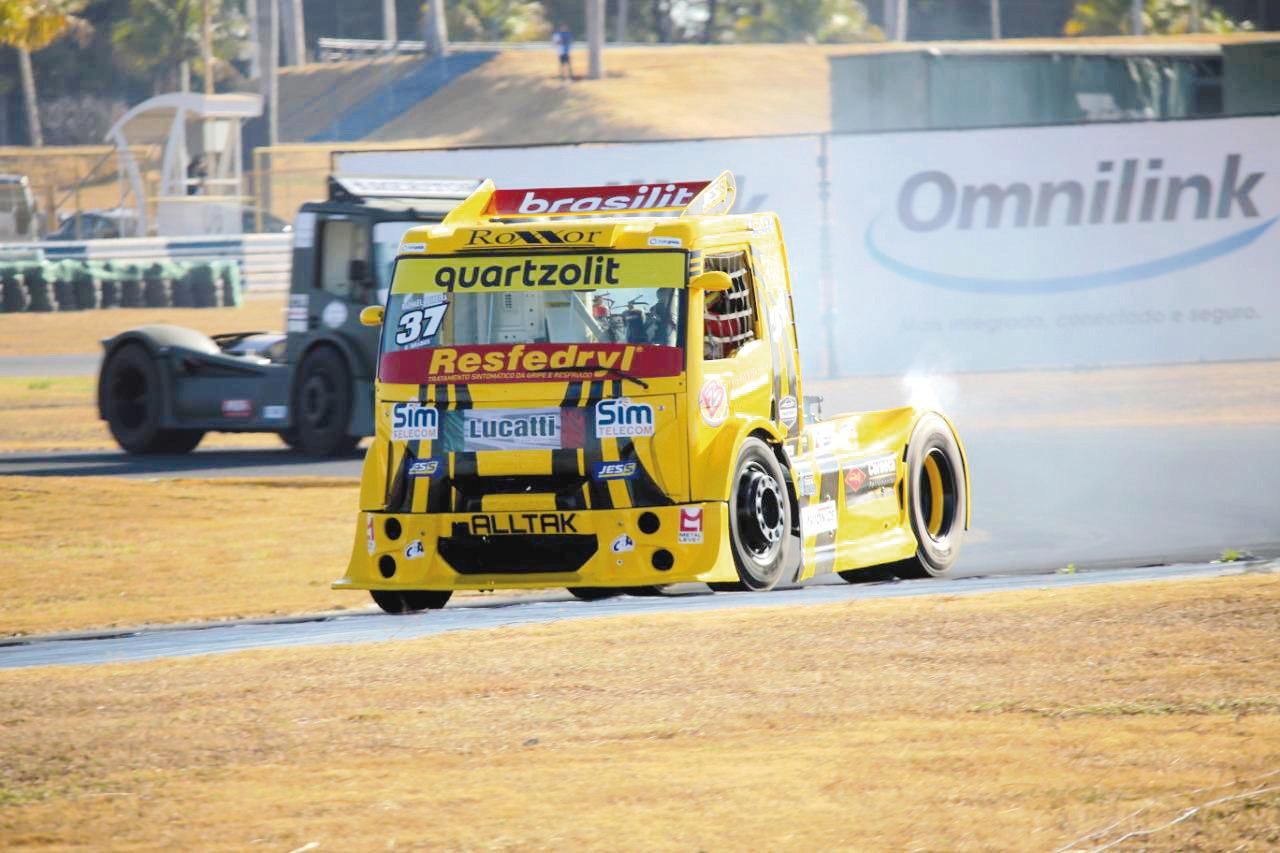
[844,454,898,505]
[595,398,655,438]
[798,471,817,497]
[778,395,798,427]
[404,539,425,560]
[262,404,288,420]
[698,379,729,427]
[490,181,708,216]
[366,514,376,555]
[461,408,561,451]
[407,458,444,478]
[222,398,252,418]
[321,300,348,329]
[465,228,606,247]
[648,236,682,247]
[292,211,316,249]
[593,460,639,481]
[390,402,439,441]
[610,533,635,554]
[870,154,1276,294]
[395,296,449,347]
[465,512,579,535]
[380,342,682,385]
[678,507,704,544]
[801,500,839,536]
[394,252,685,294]
[400,241,426,253]
[286,294,309,332]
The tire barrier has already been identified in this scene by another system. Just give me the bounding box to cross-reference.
[0,258,244,313]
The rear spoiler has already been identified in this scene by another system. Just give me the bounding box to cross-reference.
[443,171,737,224]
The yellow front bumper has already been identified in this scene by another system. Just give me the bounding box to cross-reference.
[335,503,737,591]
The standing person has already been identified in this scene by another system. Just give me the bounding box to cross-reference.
[552,23,574,81]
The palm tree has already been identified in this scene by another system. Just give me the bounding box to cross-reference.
[0,0,89,146]
[111,0,245,95]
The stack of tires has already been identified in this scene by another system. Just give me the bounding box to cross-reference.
[0,257,244,312]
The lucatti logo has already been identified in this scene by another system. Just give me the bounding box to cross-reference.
[868,154,1276,294]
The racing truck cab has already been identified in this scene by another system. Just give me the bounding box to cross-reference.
[338,173,971,612]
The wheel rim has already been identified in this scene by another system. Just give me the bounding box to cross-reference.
[918,448,958,542]
[109,365,147,430]
[300,372,335,430]
[734,461,786,565]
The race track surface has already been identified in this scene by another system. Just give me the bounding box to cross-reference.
[2,561,1271,670]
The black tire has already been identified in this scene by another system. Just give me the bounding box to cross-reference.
[143,270,170,308]
[1,269,28,313]
[567,587,621,601]
[371,589,452,614]
[292,346,359,457]
[837,565,899,584]
[23,266,52,312]
[893,414,967,579]
[99,343,205,455]
[278,429,301,450]
[726,437,794,591]
[120,273,143,308]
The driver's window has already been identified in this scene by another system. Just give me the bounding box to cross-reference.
[319,218,368,298]
[703,251,758,361]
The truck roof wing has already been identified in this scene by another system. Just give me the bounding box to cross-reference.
[442,171,737,224]
[328,175,484,204]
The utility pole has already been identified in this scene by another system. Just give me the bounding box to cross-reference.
[1131,0,1144,35]
[383,0,398,47]
[17,48,42,147]
[280,0,305,65]
[1189,0,1202,32]
[616,0,628,42]
[587,0,604,80]
[895,0,909,41]
[425,0,448,57]
[990,0,1001,39]
[202,0,214,94]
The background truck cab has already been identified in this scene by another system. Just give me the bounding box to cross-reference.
[340,174,970,613]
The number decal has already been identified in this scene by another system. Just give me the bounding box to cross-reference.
[394,302,448,346]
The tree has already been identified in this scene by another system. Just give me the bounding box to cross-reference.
[110,0,245,95]
[0,0,89,145]
[1065,0,1253,35]
[726,0,882,42]
[443,0,547,41]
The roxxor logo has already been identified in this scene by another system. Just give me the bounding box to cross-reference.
[595,398,655,438]
[466,228,603,246]
[593,460,639,481]
[391,403,438,440]
[897,155,1264,232]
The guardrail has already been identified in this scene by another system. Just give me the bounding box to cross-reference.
[314,37,661,62]
[0,233,292,294]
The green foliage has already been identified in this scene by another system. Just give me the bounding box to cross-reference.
[1065,0,1254,36]
[110,0,245,93]
[0,0,88,50]
[725,0,882,43]
[442,0,548,42]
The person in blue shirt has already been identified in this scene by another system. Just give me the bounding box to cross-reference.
[552,23,574,81]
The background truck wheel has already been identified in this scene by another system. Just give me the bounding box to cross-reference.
[100,343,204,455]
[727,437,794,591]
[568,587,620,601]
[370,590,452,614]
[278,430,301,450]
[293,347,359,456]
[893,413,967,579]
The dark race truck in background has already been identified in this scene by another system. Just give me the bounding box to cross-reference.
[97,177,479,456]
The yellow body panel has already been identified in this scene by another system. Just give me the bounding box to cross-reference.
[338,178,970,594]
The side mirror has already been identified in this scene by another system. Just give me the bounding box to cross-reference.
[348,258,370,283]
[359,305,384,327]
[690,270,733,292]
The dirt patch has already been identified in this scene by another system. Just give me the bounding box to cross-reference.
[0,574,1276,848]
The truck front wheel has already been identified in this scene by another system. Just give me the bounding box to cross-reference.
[293,347,359,456]
[892,414,967,579]
[725,437,793,591]
[100,343,204,455]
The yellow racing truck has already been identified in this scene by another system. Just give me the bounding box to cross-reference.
[336,173,970,613]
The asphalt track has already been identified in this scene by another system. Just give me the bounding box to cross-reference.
[2,560,1273,670]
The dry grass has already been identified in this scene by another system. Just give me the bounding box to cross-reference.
[0,476,359,636]
[0,294,285,358]
[0,574,1276,849]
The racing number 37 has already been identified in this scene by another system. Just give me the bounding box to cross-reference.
[396,303,448,346]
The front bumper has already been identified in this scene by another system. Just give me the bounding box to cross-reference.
[335,503,737,591]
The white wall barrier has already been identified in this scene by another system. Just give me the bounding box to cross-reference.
[0,233,292,294]
[826,115,1280,374]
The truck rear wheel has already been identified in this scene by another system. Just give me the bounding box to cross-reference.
[893,414,966,579]
[100,343,204,455]
[726,437,793,591]
[293,347,359,457]
[370,590,452,614]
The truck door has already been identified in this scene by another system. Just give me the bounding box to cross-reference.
[287,213,379,366]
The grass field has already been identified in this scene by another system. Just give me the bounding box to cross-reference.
[1,573,1276,849]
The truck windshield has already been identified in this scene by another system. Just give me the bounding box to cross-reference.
[372,221,422,303]
[379,251,686,385]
